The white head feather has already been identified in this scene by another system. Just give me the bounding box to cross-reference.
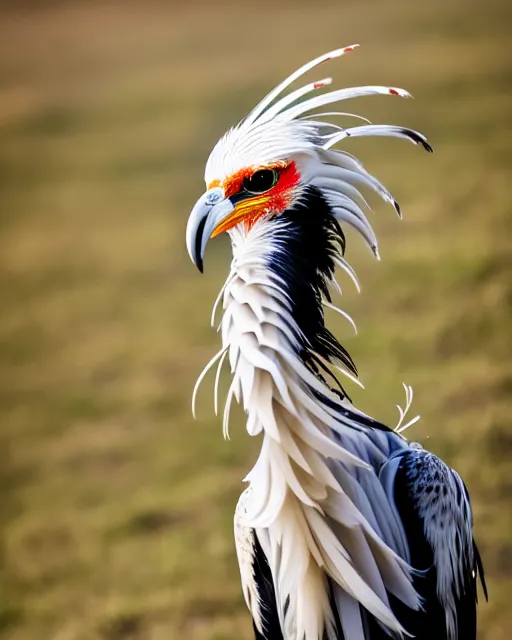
[204,45,432,258]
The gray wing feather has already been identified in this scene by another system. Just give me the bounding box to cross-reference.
[380,445,485,640]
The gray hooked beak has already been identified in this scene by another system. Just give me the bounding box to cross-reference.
[186,187,235,272]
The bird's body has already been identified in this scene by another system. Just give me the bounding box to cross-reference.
[186,47,485,640]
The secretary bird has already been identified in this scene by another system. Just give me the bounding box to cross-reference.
[185,46,486,640]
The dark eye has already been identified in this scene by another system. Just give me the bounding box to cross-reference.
[243,169,278,194]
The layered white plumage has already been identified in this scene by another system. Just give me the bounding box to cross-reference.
[216,219,420,639]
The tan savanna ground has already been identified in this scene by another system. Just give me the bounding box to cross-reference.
[1,1,511,639]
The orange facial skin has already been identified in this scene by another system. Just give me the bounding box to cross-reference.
[208,161,301,237]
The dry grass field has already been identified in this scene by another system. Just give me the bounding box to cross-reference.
[0,1,511,638]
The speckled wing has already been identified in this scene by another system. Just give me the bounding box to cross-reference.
[380,446,487,640]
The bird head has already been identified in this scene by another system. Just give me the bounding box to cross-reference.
[186,45,431,273]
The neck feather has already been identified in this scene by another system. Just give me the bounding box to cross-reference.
[219,188,412,639]
[265,187,357,398]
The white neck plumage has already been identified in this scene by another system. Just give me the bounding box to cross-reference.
[199,208,420,640]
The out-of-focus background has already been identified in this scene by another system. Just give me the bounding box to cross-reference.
[1,1,510,639]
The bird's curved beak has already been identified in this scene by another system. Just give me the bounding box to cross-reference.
[186,187,234,272]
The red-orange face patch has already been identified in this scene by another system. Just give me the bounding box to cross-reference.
[208,161,300,199]
[208,161,301,237]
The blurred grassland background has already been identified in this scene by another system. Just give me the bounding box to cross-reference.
[0,0,511,639]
